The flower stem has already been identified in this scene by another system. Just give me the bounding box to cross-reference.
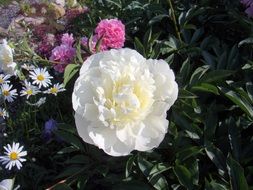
[167,0,182,42]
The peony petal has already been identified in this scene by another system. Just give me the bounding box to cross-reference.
[75,113,93,144]
[88,124,117,150]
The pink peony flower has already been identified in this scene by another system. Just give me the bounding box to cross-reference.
[61,33,75,46]
[95,19,125,50]
[50,44,76,73]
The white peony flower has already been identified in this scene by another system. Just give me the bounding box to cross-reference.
[0,40,17,75]
[72,48,178,156]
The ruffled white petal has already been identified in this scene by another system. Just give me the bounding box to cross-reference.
[72,48,178,156]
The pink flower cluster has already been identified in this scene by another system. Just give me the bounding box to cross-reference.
[241,0,253,17]
[37,34,56,58]
[95,19,125,50]
[50,33,76,73]
[82,19,125,52]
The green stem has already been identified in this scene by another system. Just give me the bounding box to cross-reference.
[167,0,182,42]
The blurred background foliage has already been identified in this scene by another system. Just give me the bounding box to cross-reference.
[1,0,253,189]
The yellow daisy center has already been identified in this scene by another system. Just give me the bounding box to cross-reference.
[26,89,33,95]
[3,90,10,96]
[0,78,4,84]
[9,152,18,160]
[37,74,45,81]
[50,87,58,94]
[0,112,3,116]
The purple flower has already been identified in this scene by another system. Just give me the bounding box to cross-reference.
[50,44,76,73]
[245,5,253,17]
[241,0,253,6]
[241,0,253,17]
[61,33,75,47]
[42,119,57,142]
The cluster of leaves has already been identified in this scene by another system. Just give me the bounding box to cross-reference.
[1,0,253,189]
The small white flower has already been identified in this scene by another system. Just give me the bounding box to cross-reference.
[30,7,36,14]
[20,80,40,99]
[0,142,27,170]
[72,48,178,156]
[0,39,17,75]
[0,74,11,85]
[29,68,53,88]
[21,64,35,71]
[41,7,47,14]
[0,178,14,190]
[26,97,46,107]
[0,107,9,119]
[56,0,66,7]
[1,83,17,102]
[44,83,65,96]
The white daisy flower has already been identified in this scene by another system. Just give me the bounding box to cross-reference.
[0,74,11,85]
[0,107,9,119]
[20,80,40,99]
[0,142,27,170]
[1,83,17,102]
[29,68,53,88]
[44,83,65,96]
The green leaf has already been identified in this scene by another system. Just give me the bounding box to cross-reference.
[57,146,78,154]
[227,154,249,190]
[52,183,73,190]
[149,163,171,182]
[173,111,202,140]
[205,144,227,176]
[178,89,198,99]
[189,66,209,86]
[113,181,152,190]
[125,155,136,178]
[205,179,228,190]
[192,83,219,95]
[190,28,204,44]
[176,146,203,161]
[148,14,169,25]
[219,87,253,119]
[63,64,80,86]
[56,166,84,179]
[199,70,234,83]
[134,37,146,57]
[65,155,89,164]
[227,118,241,161]
[202,51,216,68]
[173,163,194,190]
[204,103,218,140]
[137,155,169,190]
[54,130,85,151]
[76,40,84,64]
